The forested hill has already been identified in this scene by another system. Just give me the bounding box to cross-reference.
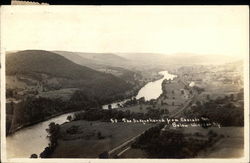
[6,50,132,97]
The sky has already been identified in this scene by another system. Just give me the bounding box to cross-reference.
[1,6,249,59]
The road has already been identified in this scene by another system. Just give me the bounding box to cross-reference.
[170,96,193,118]
[108,130,147,157]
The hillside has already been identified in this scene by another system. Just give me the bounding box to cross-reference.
[52,51,103,70]
[54,51,132,69]
[53,50,142,83]
[6,50,132,97]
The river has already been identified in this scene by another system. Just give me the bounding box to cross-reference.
[6,71,176,158]
[136,71,176,101]
[102,71,176,109]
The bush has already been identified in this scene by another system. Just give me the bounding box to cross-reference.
[97,131,105,139]
[99,151,109,158]
[67,115,72,122]
[30,154,38,158]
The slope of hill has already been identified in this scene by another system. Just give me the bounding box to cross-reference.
[52,51,103,70]
[6,50,132,97]
[116,53,166,64]
[54,51,132,69]
[53,50,142,84]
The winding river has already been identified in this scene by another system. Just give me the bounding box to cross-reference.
[102,71,176,109]
[136,71,176,101]
[6,71,176,158]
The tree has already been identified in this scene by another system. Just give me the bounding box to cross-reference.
[40,122,60,158]
[237,92,243,100]
[230,94,234,100]
[206,94,210,100]
[46,122,60,148]
[67,115,72,122]
[97,131,104,139]
[6,89,14,98]
[196,101,201,106]
[40,147,52,158]
[30,154,38,158]
[164,109,169,114]
[138,97,145,104]
[132,97,137,104]
[97,131,102,137]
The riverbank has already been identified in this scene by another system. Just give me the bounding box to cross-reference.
[102,72,164,109]
[7,108,79,136]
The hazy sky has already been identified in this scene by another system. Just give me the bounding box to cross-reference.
[1,6,249,58]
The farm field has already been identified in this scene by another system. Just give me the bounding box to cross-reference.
[51,120,154,158]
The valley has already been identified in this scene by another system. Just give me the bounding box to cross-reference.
[5,50,244,159]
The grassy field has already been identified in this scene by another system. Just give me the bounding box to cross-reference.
[182,127,244,158]
[117,104,152,113]
[51,120,154,158]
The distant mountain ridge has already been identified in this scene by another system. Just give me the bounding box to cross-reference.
[116,52,240,66]
[53,50,240,73]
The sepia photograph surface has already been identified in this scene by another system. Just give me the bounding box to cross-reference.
[1,6,249,162]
